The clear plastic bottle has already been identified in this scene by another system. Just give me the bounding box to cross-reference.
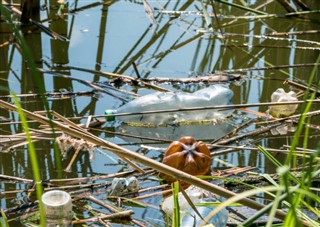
[270,88,298,118]
[105,85,233,125]
[181,198,228,227]
[161,185,228,227]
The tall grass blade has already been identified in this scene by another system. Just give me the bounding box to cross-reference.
[1,210,9,227]
[258,146,300,184]
[201,0,212,29]
[12,94,45,225]
[287,54,320,165]
[201,185,280,226]
[172,182,180,227]
[283,54,320,226]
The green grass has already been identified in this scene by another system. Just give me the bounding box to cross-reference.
[172,181,181,227]
[0,4,53,226]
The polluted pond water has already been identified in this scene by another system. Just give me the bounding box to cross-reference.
[0,0,320,226]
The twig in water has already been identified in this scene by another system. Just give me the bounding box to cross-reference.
[59,65,171,92]
[212,118,258,144]
[268,29,320,36]
[47,169,143,184]
[209,145,318,159]
[116,73,241,84]
[284,80,320,96]
[211,122,284,146]
[132,62,141,79]
[71,210,134,224]
[64,146,81,172]
[0,91,95,99]
[0,174,33,184]
[38,69,137,102]
[85,195,146,227]
[223,63,320,73]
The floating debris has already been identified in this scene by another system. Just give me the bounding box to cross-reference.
[109,176,140,196]
[56,134,96,159]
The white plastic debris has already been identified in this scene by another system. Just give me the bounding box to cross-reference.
[105,85,233,125]
[42,190,73,227]
[161,185,228,227]
[270,88,298,117]
[109,176,140,196]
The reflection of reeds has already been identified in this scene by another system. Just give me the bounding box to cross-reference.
[1,0,320,226]
[2,0,67,41]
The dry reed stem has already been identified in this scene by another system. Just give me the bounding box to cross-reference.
[110,73,241,84]
[0,91,95,99]
[284,80,320,96]
[71,210,134,224]
[38,69,137,102]
[224,63,320,73]
[209,145,317,157]
[60,65,172,92]
[212,122,283,145]
[86,195,147,226]
[0,174,33,183]
[64,146,81,172]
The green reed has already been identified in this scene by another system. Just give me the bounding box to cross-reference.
[0,4,51,226]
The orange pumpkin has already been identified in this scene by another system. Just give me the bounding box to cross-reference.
[161,137,211,183]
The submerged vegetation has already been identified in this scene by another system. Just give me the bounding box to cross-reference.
[0,0,320,226]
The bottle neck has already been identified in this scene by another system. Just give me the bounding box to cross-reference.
[105,109,117,121]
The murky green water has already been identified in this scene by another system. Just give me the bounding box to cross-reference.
[1,0,320,225]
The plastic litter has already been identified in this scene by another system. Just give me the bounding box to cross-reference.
[270,122,297,135]
[109,176,140,196]
[181,198,228,227]
[161,185,228,227]
[41,190,73,227]
[270,88,298,118]
[105,85,233,125]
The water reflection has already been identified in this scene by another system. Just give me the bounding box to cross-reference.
[1,0,320,224]
[113,121,234,145]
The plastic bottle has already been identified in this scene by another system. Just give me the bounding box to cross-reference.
[269,88,298,118]
[105,85,233,125]
[161,185,228,227]
[41,190,73,227]
[181,198,228,227]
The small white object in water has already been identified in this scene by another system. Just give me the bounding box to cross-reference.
[109,176,140,196]
[161,185,228,226]
[270,88,298,117]
[109,178,127,196]
[42,190,73,226]
[126,176,140,193]
[161,185,219,215]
